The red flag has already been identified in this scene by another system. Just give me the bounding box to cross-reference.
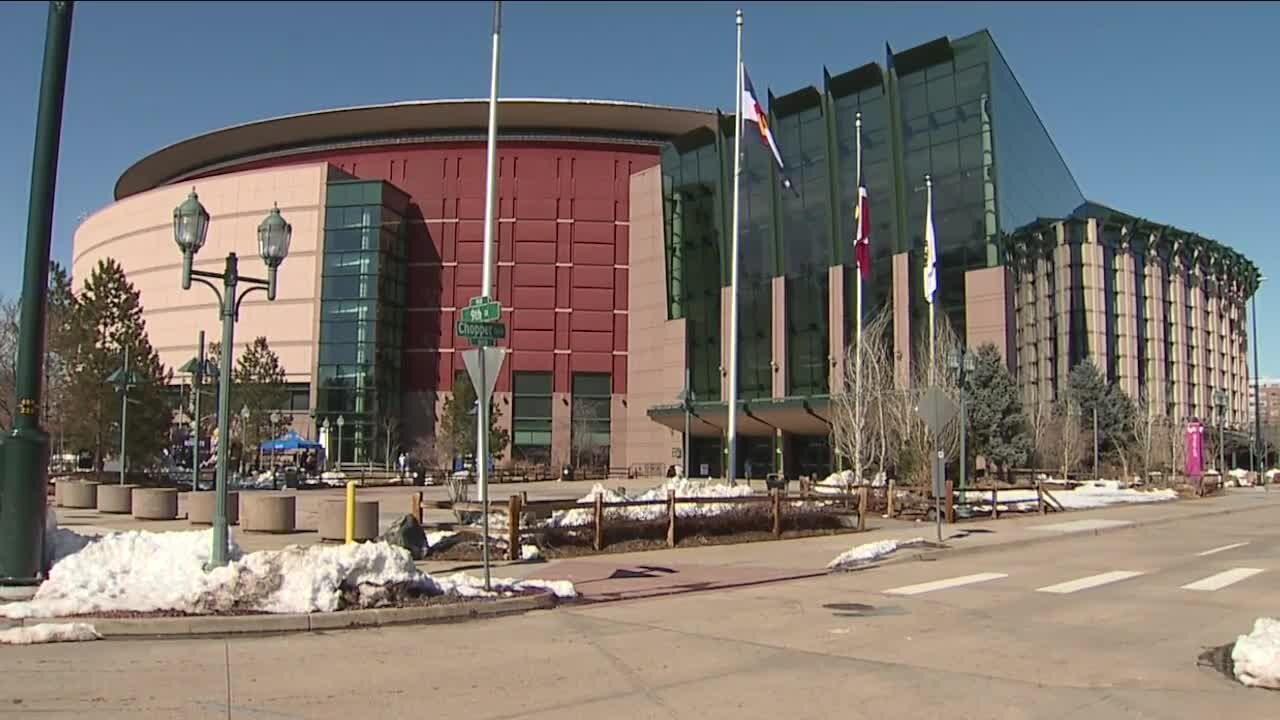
[854,185,871,279]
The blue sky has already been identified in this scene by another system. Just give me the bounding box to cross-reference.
[2,1,1277,371]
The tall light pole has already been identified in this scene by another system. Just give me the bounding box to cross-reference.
[1092,407,1100,481]
[336,415,345,468]
[239,405,250,475]
[948,349,975,489]
[0,0,74,590]
[1253,276,1265,472]
[321,418,330,469]
[678,368,694,477]
[174,191,291,568]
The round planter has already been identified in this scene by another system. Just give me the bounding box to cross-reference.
[187,491,240,526]
[132,488,179,520]
[241,494,296,533]
[59,480,99,509]
[97,483,138,514]
[318,499,380,541]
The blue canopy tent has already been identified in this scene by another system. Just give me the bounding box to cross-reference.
[259,430,322,453]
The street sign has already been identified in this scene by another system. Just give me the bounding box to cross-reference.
[461,347,506,405]
[464,295,502,323]
[931,449,946,497]
[916,386,959,437]
[456,320,507,340]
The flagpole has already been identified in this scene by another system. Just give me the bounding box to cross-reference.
[853,112,863,485]
[726,9,744,484]
[925,173,935,386]
[477,0,502,591]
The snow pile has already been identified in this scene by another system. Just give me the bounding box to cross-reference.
[520,545,544,562]
[1232,617,1280,689]
[544,479,757,528]
[0,623,100,645]
[958,480,1176,513]
[42,507,100,569]
[816,471,887,494]
[436,572,576,599]
[0,527,574,619]
[319,471,347,487]
[828,537,926,570]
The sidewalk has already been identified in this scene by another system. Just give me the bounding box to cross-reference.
[474,488,1280,602]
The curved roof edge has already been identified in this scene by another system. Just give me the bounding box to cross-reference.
[115,98,716,200]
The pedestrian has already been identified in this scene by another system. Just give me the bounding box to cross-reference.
[398,451,408,481]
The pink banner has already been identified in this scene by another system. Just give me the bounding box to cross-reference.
[1186,422,1204,477]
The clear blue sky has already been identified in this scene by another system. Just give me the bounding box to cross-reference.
[2,1,1277,371]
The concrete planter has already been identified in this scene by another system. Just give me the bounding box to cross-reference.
[59,480,99,509]
[319,500,380,541]
[132,488,179,520]
[187,491,240,525]
[97,484,138,514]
[242,494,296,533]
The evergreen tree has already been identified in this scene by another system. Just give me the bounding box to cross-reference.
[64,258,172,474]
[44,262,82,450]
[438,376,509,464]
[965,343,1031,478]
[234,337,291,458]
[1065,359,1136,466]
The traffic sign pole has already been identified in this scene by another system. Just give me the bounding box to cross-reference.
[477,349,490,590]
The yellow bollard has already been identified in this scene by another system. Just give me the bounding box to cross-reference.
[345,480,356,544]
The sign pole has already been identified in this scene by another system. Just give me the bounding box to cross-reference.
[478,348,490,589]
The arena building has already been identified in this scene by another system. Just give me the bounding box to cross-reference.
[73,30,1260,478]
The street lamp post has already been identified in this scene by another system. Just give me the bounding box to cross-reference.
[1092,407,1100,481]
[1214,390,1228,474]
[107,347,142,486]
[239,405,250,476]
[336,415,346,469]
[1253,277,1265,473]
[0,0,74,589]
[173,191,291,568]
[321,418,330,470]
[947,350,976,490]
[678,368,695,478]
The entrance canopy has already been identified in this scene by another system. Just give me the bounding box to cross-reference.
[260,430,322,452]
[647,395,834,437]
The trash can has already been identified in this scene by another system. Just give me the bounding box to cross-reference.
[561,464,574,482]
[766,473,786,491]
[284,467,300,490]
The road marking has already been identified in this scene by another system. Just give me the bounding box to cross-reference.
[884,573,1008,596]
[1032,519,1134,533]
[1181,568,1265,591]
[1196,542,1250,557]
[1035,570,1145,594]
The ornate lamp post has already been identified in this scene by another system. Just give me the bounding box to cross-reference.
[174,191,291,568]
[336,415,346,468]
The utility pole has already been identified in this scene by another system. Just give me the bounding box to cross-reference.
[0,0,74,591]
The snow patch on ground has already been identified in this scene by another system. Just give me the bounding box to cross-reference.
[520,545,544,562]
[436,572,576,599]
[0,623,100,645]
[544,479,757,528]
[1233,617,1280,689]
[1,527,574,619]
[817,471,887,493]
[959,480,1176,513]
[827,537,926,570]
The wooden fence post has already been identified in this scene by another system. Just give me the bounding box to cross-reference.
[410,492,422,524]
[521,491,529,506]
[593,493,605,551]
[1036,482,1046,515]
[887,479,895,518]
[945,481,955,524]
[858,487,869,531]
[771,489,782,538]
[666,490,677,548]
[508,495,522,561]
[991,486,999,520]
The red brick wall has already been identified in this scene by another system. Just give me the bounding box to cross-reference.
[193,140,657,395]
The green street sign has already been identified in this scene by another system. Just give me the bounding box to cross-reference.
[465,296,502,323]
[457,320,506,340]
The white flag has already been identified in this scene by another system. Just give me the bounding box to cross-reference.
[923,181,938,303]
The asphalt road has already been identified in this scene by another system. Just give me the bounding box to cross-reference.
[3,497,1278,718]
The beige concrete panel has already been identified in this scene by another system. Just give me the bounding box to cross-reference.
[772,276,786,398]
[72,164,328,383]
[623,167,684,471]
[551,392,571,467]
[892,253,911,386]
[964,266,1014,372]
[829,265,847,394]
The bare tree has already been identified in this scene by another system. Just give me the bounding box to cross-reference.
[1026,396,1054,469]
[571,398,608,472]
[0,295,17,430]
[1041,405,1086,480]
[379,414,401,470]
[831,306,894,483]
[1129,389,1159,479]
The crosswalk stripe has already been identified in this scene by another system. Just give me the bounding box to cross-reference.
[1035,570,1145,594]
[1196,542,1250,557]
[883,572,1008,596]
[1181,568,1264,591]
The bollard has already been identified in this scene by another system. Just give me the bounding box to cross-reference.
[858,487,869,531]
[508,494,521,561]
[410,492,423,524]
[345,481,356,544]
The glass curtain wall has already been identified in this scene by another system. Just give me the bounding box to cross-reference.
[736,118,775,400]
[571,373,612,469]
[316,180,407,464]
[512,371,553,464]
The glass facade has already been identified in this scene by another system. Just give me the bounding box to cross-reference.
[315,179,407,464]
[571,373,612,469]
[512,371,553,464]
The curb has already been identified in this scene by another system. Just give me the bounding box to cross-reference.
[4,592,558,640]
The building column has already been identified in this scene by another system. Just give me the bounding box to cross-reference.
[1169,265,1187,420]
[828,265,846,395]
[772,275,787,398]
[1117,248,1140,400]
[1147,250,1167,413]
[892,252,911,386]
[552,391,571,468]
